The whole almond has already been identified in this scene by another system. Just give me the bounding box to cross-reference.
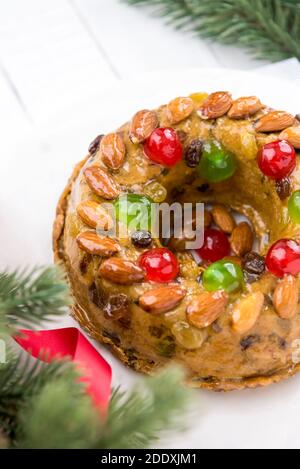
[130,110,158,144]
[99,258,145,285]
[232,291,264,334]
[273,275,299,319]
[211,205,236,234]
[230,222,253,256]
[76,231,120,257]
[187,290,229,329]
[254,111,295,132]
[279,126,300,149]
[100,133,126,170]
[228,96,263,119]
[139,285,186,314]
[198,91,232,120]
[77,201,113,230]
[84,166,119,199]
[167,97,194,124]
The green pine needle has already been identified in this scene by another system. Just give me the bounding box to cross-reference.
[0,267,70,333]
[7,366,192,449]
[0,267,193,449]
[16,366,102,449]
[123,0,300,61]
[0,346,72,440]
[102,367,192,449]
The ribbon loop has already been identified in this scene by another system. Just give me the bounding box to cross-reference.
[15,328,112,414]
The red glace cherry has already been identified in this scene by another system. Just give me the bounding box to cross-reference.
[139,248,179,283]
[266,238,300,277]
[144,128,183,167]
[197,228,230,263]
[257,140,296,180]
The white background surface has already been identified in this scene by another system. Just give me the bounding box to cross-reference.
[0,0,266,129]
[1,0,300,450]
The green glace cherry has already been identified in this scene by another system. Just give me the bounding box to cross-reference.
[288,190,300,223]
[114,194,153,232]
[203,260,244,293]
[198,140,237,182]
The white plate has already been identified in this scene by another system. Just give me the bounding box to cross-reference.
[2,67,300,449]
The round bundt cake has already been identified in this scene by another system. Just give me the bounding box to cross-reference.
[53,91,300,391]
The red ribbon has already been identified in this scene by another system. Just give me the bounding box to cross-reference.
[14,328,112,415]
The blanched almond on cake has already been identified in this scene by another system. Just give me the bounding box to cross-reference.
[130,110,158,144]
[186,290,229,329]
[279,126,300,149]
[230,222,253,256]
[254,111,295,132]
[273,275,299,319]
[77,201,113,230]
[99,258,145,285]
[100,133,126,170]
[139,285,186,314]
[76,232,120,257]
[198,91,232,120]
[211,205,236,234]
[167,97,194,124]
[232,292,264,334]
[228,96,263,119]
[84,166,119,199]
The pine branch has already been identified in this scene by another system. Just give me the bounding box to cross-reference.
[100,367,192,449]
[0,267,70,333]
[0,346,73,440]
[123,0,300,61]
[0,267,193,449]
[16,366,102,449]
[8,366,192,449]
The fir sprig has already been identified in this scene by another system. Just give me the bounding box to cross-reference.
[16,363,101,449]
[0,348,72,441]
[9,365,191,449]
[0,267,193,449]
[0,347,192,448]
[102,367,190,449]
[123,0,300,61]
[0,267,70,333]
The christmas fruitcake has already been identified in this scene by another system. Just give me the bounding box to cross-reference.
[53,91,300,391]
